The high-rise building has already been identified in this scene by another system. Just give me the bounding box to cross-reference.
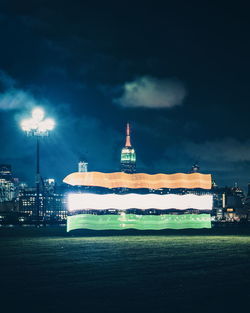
[0,164,15,202]
[78,161,88,172]
[120,123,136,173]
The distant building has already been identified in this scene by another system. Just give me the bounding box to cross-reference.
[18,187,37,219]
[43,191,67,222]
[190,163,200,173]
[231,182,245,202]
[18,184,67,223]
[0,164,15,202]
[78,161,88,173]
[0,164,11,176]
[121,123,136,173]
[212,186,228,221]
[43,178,56,194]
[213,184,247,221]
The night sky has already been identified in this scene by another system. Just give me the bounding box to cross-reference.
[0,1,250,189]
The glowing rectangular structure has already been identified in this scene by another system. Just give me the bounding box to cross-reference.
[64,171,213,231]
[68,193,213,211]
[67,213,211,231]
[63,172,212,189]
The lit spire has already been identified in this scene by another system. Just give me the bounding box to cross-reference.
[125,123,131,147]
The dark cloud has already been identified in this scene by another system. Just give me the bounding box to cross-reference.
[114,76,186,109]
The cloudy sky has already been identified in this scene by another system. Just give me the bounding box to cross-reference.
[0,1,250,189]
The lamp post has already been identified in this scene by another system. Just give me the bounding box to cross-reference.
[20,107,55,226]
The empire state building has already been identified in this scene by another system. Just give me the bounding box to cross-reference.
[120,123,136,173]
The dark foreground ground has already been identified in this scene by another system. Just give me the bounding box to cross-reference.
[0,227,250,313]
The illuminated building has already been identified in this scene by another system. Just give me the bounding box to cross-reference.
[0,164,12,176]
[121,123,136,173]
[0,164,15,202]
[223,184,245,221]
[231,182,245,201]
[44,178,56,194]
[43,192,67,222]
[18,187,40,219]
[78,161,88,173]
[18,185,67,223]
[63,171,213,231]
[211,183,248,222]
[211,186,227,221]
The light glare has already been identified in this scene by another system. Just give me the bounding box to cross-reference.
[20,107,55,135]
[20,118,37,131]
[20,119,31,131]
[32,107,44,122]
[68,193,213,211]
[43,118,55,131]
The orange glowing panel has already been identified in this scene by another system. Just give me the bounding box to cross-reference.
[63,172,212,189]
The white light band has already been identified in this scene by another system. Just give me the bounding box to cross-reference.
[68,193,213,211]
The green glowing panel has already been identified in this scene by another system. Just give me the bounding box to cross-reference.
[121,148,136,163]
[67,214,211,232]
[121,153,136,162]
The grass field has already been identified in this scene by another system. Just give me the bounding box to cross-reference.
[0,227,250,313]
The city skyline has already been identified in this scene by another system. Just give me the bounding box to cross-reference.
[0,116,249,191]
[0,1,250,188]
[0,4,249,312]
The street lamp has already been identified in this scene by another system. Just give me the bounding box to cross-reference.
[20,107,55,226]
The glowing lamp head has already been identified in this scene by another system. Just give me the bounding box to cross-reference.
[32,107,44,122]
[21,107,55,135]
[20,118,34,132]
[43,118,55,131]
[37,118,55,133]
[20,119,29,131]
